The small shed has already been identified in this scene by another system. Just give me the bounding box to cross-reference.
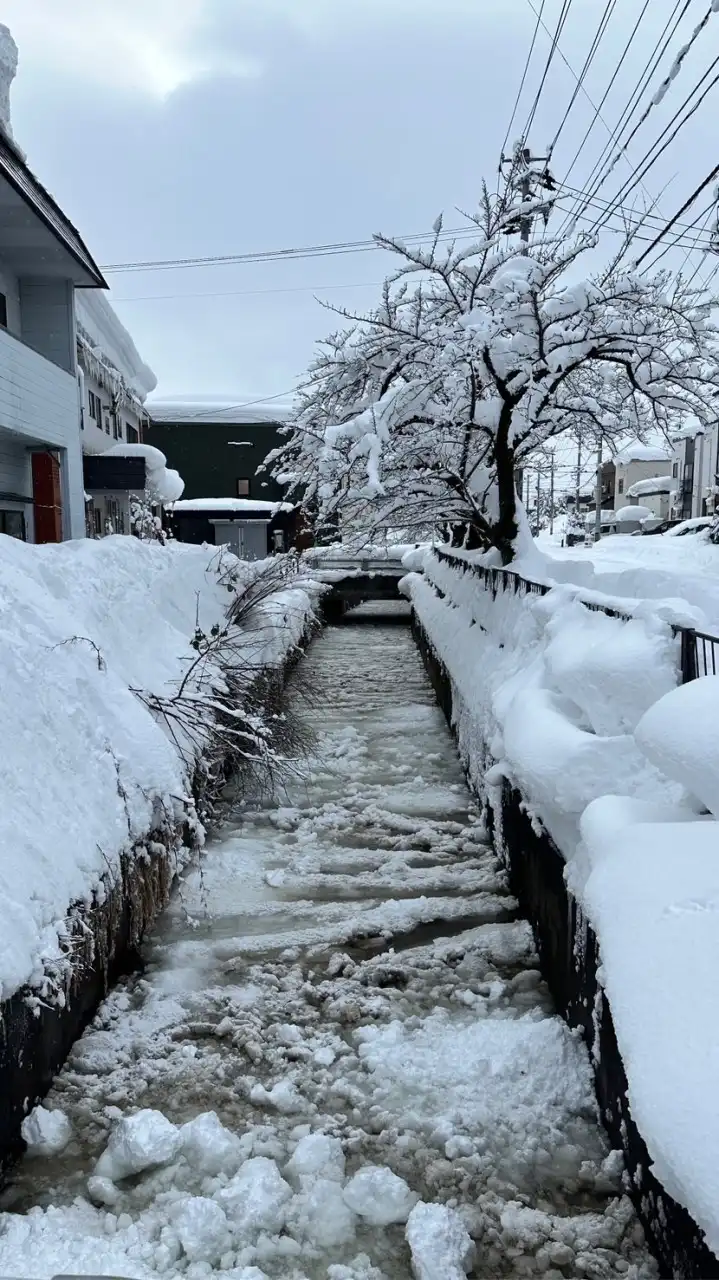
[167,497,297,559]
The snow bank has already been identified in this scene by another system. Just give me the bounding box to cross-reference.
[0,537,316,1003]
[407,546,719,1256]
[613,504,653,524]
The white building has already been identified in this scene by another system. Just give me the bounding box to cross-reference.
[625,474,674,521]
[0,26,105,543]
[74,292,167,536]
[610,442,673,507]
[670,423,719,521]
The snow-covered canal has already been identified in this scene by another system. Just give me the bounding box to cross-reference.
[0,605,655,1280]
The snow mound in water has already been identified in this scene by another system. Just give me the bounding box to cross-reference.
[21,1105,72,1157]
[94,1108,180,1182]
[217,1156,293,1234]
[179,1110,244,1176]
[250,1077,306,1113]
[171,1194,231,1263]
[343,1164,418,1225]
[286,1131,346,1183]
[406,1201,474,1280]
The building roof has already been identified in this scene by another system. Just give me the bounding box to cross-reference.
[0,130,106,287]
[170,497,293,515]
[76,290,157,403]
[613,441,672,466]
[147,396,293,425]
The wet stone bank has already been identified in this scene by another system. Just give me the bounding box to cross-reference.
[0,603,656,1280]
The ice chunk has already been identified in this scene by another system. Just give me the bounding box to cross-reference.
[250,1078,305,1113]
[172,1195,231,1263]
[343,1165,418,1226]
[406,1202,474,1280]
[87,1174,121,1207]
[286,1132,346,1183]
[217,1156,293,1235]
[94,1109,181,1182]
[288,1177,357,1249]
[21,1105,72,1157]
[179,1110,243,1176]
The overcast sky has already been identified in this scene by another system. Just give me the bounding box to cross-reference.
[3,0,716,403]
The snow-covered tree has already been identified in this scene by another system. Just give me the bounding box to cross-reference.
[270,186,719,563]
[130,490,166,543]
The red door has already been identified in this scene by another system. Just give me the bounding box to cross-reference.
[32,452,63,543]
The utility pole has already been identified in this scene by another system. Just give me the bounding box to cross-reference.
[549,452,556,535]
[575,438,582,509]
[594,437,603,543]
[536,468,541,537]
[499,143,555,253]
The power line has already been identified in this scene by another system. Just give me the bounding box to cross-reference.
[634,162,719,267]
[557,0,652,189]
[557,0,693,231]
[547,0,619,160]
[586,55,719,236]
[500,0,547,161]
[100,225,480,275]
[524,0,574,138]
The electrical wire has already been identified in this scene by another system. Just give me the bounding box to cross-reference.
[546,0,619,160]
[556,0,694,231]
[557,0,652,189]
[499,0,547,162]
[100,225,480,274]
[634,162,719,267]
[523,0,574,138]
[639,199,714,272]
[586,55,719,236]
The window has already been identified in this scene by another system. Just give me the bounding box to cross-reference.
[112,414,120,440]
[88,391,99,422]
[93,507,102,537]
[126,424,139,444]
[618,478,624,494]
[236,478,250,497]
[0,510,25,540]
[672,461,679,478]
[104,409,111,434]
[0,293,7,329]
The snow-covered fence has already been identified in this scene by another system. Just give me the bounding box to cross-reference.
[432,545,719,686]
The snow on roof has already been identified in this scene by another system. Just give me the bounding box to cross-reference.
[170,497,293,515]
[147,395,293,425]
[75,290,157,402]
[613,441,672,466]
[613,504,654,523]
[0,24,17,142]
[627,475,675,498]
[105,443,184,504]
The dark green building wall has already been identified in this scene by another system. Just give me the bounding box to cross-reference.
[145,419,287,502]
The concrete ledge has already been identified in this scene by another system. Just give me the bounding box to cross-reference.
[411,608,719,1280]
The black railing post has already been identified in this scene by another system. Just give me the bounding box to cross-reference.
[680,628,698,684]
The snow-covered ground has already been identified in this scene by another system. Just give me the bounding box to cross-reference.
[0,537,315,1006]
[405,548,719,1260]
[0,606,653,1279]
[535,530,719,633]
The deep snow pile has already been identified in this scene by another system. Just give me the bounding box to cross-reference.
[0,613,654,1279]
[538,529,719,632]
[0,536,315,1005]
[404,549,719,1257]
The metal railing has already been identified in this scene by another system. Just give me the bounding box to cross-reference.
[432,546,719,685]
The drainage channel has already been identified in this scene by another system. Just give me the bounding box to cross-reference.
[0,603,656,1280]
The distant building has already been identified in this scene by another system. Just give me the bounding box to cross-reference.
[670,423,719,521]
[168,497,297,560]
[145,399,290,506]
[597,441,672,512]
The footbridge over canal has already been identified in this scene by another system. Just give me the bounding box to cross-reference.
[307,550,407,618]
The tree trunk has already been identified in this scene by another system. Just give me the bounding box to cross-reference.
[492,425,518,566]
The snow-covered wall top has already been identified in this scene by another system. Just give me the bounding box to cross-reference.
[627,475,675,498]
[76,291,157,403]
[147,396,293,425]
[0,26,17,142]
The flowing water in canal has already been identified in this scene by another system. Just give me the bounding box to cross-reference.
[0,604,655,1280]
